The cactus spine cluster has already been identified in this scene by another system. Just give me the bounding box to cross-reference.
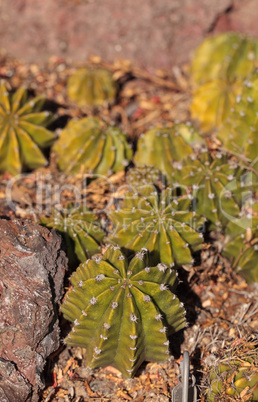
[40,204,105,264]
[126,165,164,191]
[53,116,132,175]
[108,185,205,267]
[67,67,117,107]
[0,80,55,175]
[61,246,186,378]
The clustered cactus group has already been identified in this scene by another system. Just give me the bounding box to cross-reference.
[205,338,258,401]
[0,32,257,386]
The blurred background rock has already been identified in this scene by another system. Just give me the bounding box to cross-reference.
[0,0,257,71]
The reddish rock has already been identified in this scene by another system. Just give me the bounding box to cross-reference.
[0,0,232,70]
[0,219,67,401]
[214,0,258,38]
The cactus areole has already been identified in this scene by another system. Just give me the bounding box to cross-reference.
[61,246,186,378]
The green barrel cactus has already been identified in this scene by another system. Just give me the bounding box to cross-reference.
[134,123,203,180]
[61,246,186,378]
[190,32,258,131]
[40,204,105,264]
[216,70,258,162]
[0,80,55,175]
[222,203,258,283]
[126,165,164,191]
[53,116,132,175]
[176,151,241,228]
[108,185,205,268]
[67,67,117,107]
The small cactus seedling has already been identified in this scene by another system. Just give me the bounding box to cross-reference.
[0,81,55,175]
[67,67,117,107]
[108,185,205,268]
[222,203,258,283]
[207,363,258,401]
[61,246,186,378]
[126,165,165,192]
[40,204,105,264]
[216,70,258,162]
[190,33,258,131]
[53,116,132,175]
[205,339,258,401]
[134,123,203,180]
[176,151,241,229]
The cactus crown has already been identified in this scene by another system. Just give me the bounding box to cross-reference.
[126,165,164,191]
[0,80,55,175]
[67,67,117,107]
[108,185,205,267]
[40,203,105,264]
[61,245,186,378]
[53,116,132,175]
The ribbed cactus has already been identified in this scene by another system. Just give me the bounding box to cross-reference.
[134,123,203,180]
[191,33,258,86]
[216,70,258,162]
[176,151,241,228]
[67,67,117,107]
[190,33,258,131]
[126,165,164,192]
[40,204,105,264]
[0,80,55,175]
[108,185,205,268]
[222,203,258,283]
[61,246,186,378]
[53,116,132,175]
